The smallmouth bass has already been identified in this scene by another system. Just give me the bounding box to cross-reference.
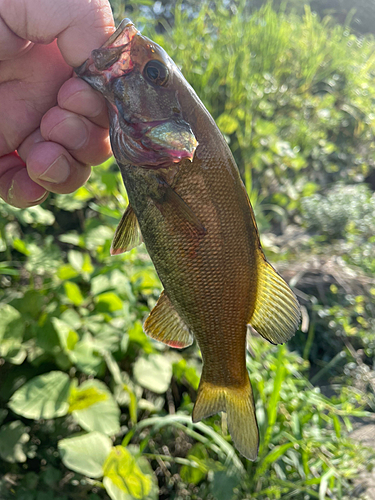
[76,20,301,461]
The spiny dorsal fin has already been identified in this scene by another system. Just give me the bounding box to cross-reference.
[249,258,301,345]
[144,291,194,349]
[110,204,143,255]
[192,379,259,461]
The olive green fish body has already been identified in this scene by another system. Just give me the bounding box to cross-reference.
[76,19,301,460]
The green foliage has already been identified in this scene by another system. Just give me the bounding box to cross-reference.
[1,2,375,499]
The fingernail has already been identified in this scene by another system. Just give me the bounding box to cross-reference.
[34,192,48,203]
[48,117,88,150]
[38,155,70,183]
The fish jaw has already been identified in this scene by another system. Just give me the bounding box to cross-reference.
[74,19,138,95]
[74,19,198,169]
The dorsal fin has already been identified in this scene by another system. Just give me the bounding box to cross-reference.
[249,256,301,345]
[144,291,194,349]
[110,204,143,255]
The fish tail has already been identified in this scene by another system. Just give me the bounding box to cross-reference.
[192,377,259,461]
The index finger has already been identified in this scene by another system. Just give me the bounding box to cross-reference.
[0,0,115,66]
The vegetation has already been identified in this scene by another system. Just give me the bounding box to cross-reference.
[1,2,375,499]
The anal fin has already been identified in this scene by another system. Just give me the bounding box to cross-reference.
[110,204,143,255]
[144,291,194,349]
[249,257,301,344]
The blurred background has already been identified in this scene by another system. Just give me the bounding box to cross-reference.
[1,0,375,499]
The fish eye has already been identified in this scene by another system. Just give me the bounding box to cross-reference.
[144,60,169,86]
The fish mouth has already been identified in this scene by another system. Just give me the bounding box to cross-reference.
[75,19,138,89]
[75,19,198,169]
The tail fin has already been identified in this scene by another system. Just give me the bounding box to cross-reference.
[192,379,259,461]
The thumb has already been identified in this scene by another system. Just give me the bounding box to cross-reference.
[0,0,115,66]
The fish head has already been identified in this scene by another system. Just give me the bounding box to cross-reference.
[75,19,198,169]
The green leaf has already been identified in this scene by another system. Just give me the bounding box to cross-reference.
[70,339,104,376]
[180,444,208,484]
[52,318,79,352]
[13,238,30,255]
[91,275,111,295]
[133,354,172,394]
[95,292,123,312]
[58,431,112,478]
[68,250,84,271]
[82,253,94,274]
[103,446,155,500]
[64,281,84,306]
[69,379,120,436]
[9,371,71,420]
[57,264,79,280]
[216,113,239,135]
[0,421,30,463]
[319,469,335,500]
[0,304,24,342]
[19,205,55,225]
[0,304,25,361]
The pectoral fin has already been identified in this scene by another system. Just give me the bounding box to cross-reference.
[156,184,206,235]
[110,204,143,255]
[249,257,301,344]
[144,291,194,349]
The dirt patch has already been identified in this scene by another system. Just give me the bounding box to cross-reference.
[350,422,375,499]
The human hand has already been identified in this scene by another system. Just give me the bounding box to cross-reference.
[0,0,115,208]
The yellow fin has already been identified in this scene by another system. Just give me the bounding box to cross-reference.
[250,258,301,344]
[144,291,193,349]
[110,204,142,255]
[192,379,259,461]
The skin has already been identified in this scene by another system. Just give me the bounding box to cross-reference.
[0,0,115,208]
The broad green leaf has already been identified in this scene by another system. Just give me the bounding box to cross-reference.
[95,292,123,312]
[58,431,112,478]
[133,354,172,394]
[59,233,81,246]
[57,264,80,280]
[70,340,104,376]
[91,275,112,295]
[9,371,71,420]
[0,304,24,343]
[68,383,108,412]
[64,281,84,306]
[0,421,30,463]
[68,250,84,272]
[52,318,79,352]
[103,446,154,500]
[69,380,120,436]
[81,253,94,274]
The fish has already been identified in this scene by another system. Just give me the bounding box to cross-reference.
[75,19,301,461]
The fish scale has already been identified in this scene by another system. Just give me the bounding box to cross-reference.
[76,18,301,461]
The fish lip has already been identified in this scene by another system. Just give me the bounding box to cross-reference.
[74,18,138,86]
